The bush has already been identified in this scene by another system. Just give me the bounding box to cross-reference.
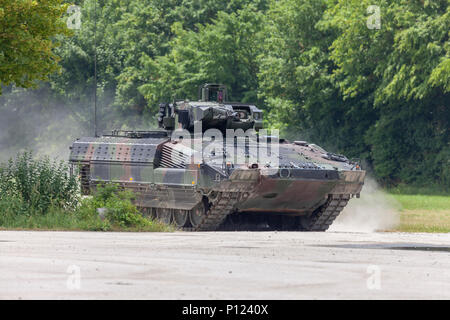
[76,183,171,231]
[0,152,171,232]
[0,151,79,214]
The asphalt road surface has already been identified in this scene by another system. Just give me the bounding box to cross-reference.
[0,231,449,299]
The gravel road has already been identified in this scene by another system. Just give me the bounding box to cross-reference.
[0,231,449,299]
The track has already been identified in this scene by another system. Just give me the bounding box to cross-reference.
[183,192,241,231]
[300,194,350,231]
[149,193,351,232]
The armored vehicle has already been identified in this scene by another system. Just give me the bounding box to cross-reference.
[69,84,365,231]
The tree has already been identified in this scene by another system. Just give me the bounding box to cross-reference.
[138,3,266,110]
[323,0,449,186]
[258,0,449,187]
[0,0,70,95]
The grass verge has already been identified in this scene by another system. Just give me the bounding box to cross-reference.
[389,194,450,233]
[0,208,174,232]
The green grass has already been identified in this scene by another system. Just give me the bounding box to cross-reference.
[388,184,450,196]
[391,194,450,211]
[0,206,175,232]
[0,209,100,231]
[389,193,450,233]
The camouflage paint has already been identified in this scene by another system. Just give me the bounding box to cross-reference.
[69,86,365,224]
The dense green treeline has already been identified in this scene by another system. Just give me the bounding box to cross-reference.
[0,0,448,189]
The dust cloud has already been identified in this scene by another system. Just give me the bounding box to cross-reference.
[0,86,152,163]
[329,177,401,233]
[0,88,89,162]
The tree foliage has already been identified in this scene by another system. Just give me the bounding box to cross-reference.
[258,0,449,187]
[0,0,70,94]
[138,2,266,109]
[322,0,449,186]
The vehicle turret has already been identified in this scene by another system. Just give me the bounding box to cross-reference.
[157,84,263,133]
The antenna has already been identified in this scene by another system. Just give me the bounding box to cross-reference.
[93,0,98,137]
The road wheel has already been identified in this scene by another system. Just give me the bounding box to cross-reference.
[149,207,157,220]
[173,209,190,228]
[190,201,207,229]
[141,207,157,220]
[156,208,173,224]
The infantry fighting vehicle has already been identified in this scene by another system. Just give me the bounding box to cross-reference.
[69,84,365,231]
